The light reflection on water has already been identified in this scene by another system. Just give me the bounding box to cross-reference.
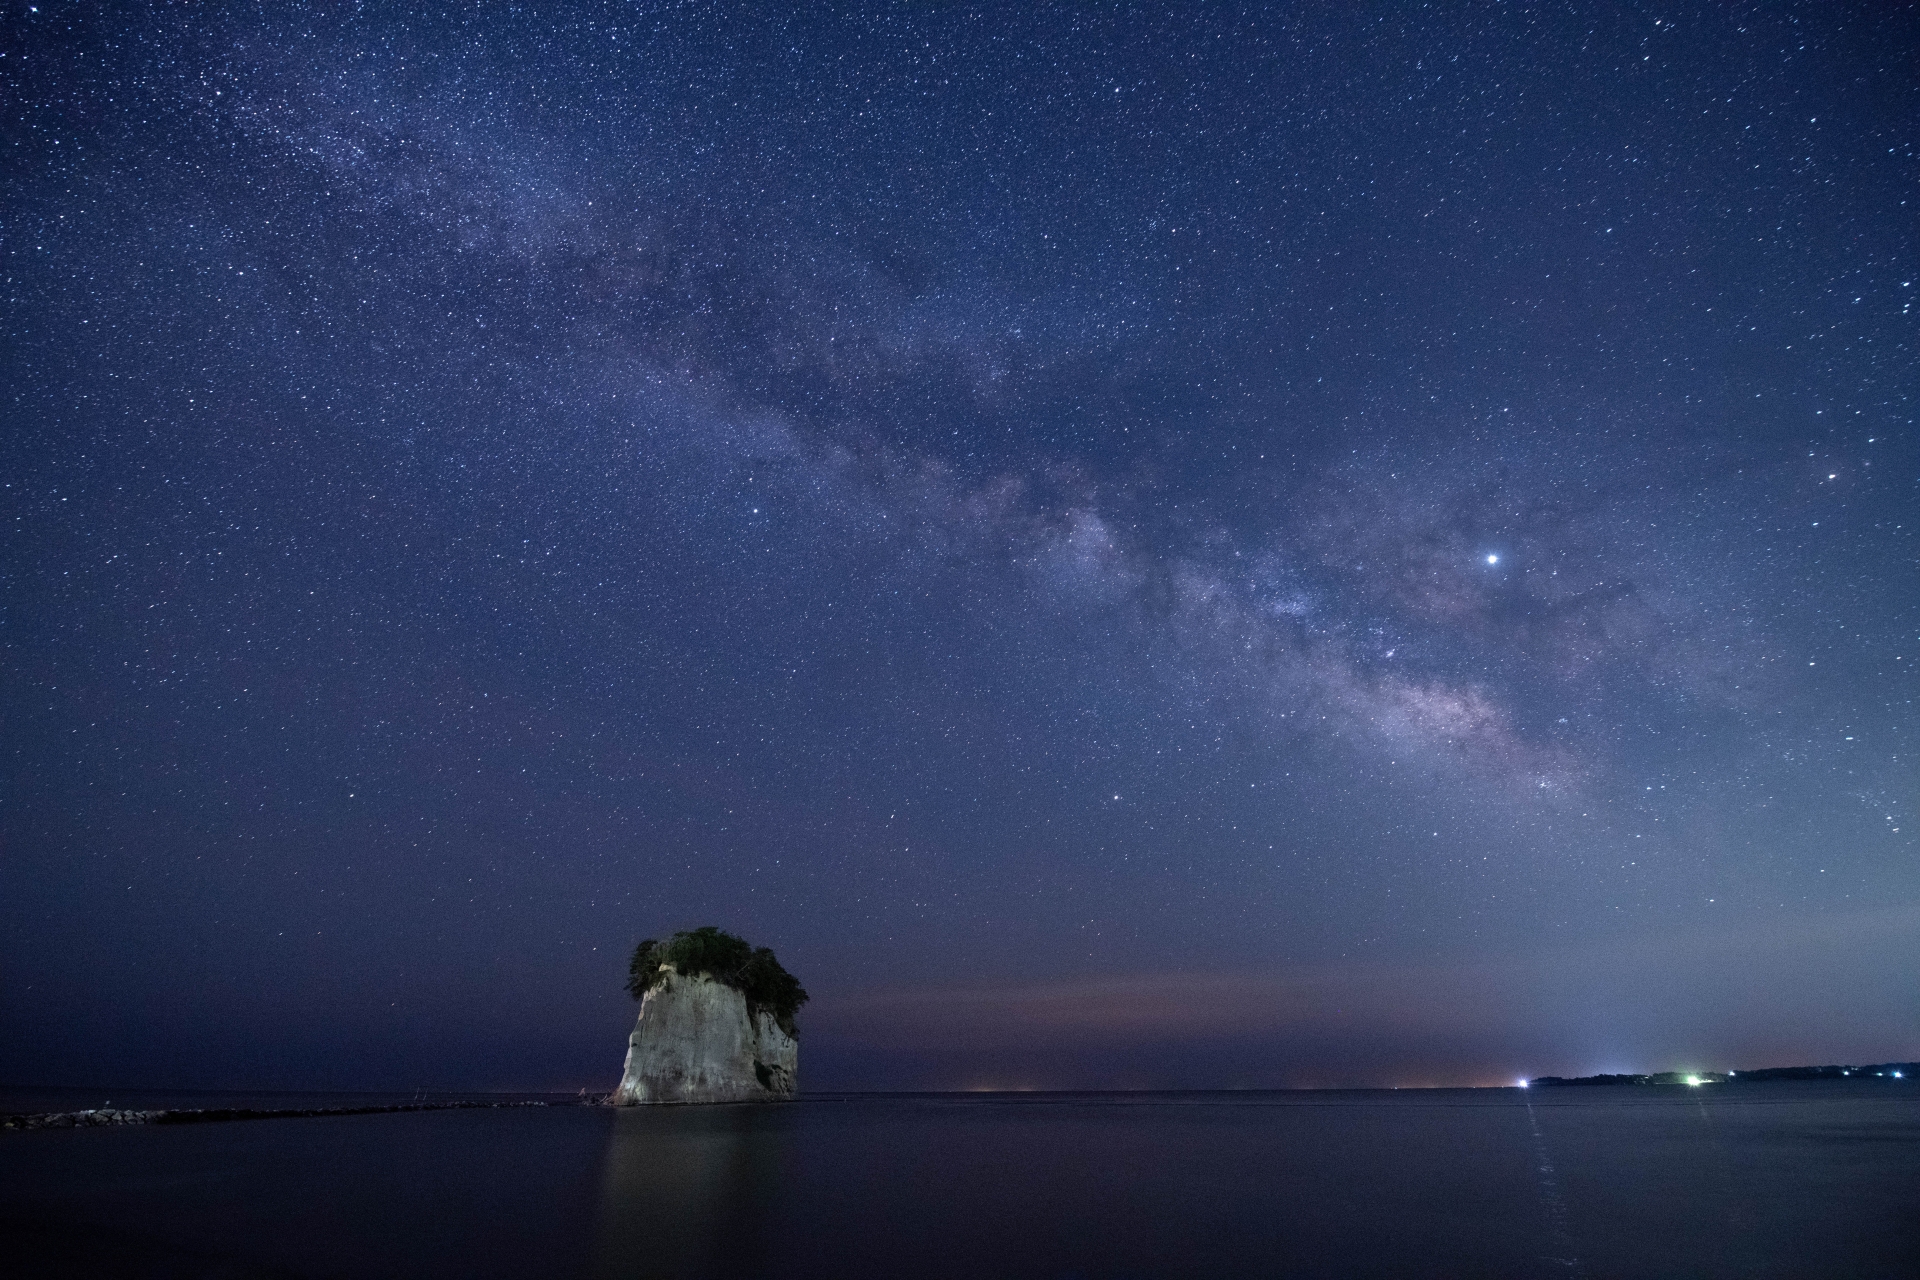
[580,1086,1920,1280]
[2,1084,1915,1278]
[593,1104,788,1280]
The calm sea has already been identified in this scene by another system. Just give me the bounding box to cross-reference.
[2,1084,1915,1278]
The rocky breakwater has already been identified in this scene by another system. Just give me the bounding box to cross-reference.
[612,926,807,1105]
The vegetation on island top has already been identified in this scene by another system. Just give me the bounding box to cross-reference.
[627,926,809,1037]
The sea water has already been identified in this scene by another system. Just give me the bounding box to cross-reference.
[2,1084,1915,1278]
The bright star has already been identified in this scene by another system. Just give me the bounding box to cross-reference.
[1485,554,1499,565]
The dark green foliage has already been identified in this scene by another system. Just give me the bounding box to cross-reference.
[625,939,667,1001]
[625,926,809,1037]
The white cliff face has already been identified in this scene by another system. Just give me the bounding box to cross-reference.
[611,967,797,1105]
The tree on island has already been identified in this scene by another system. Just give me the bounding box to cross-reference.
[627,926,809,1038]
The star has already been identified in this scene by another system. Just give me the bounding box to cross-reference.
[3,0,1907,1099]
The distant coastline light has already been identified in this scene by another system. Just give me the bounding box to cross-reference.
[1685,1076,1702,1086]
[1517,1078,1529,1088]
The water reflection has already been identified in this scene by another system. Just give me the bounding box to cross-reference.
[0,1088,1909,1277]
[592,1104,790,1280]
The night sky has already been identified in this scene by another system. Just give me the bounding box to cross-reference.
[4,2,1916,1093]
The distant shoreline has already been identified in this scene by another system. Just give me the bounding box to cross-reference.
[7,1070,1916,1131]
[1531,1062,1915,1087]
[1,1099,559,1133]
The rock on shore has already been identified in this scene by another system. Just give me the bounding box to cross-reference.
[1,1108,165,1131]
[611,967,797,1104]
[0,1101,547,1131]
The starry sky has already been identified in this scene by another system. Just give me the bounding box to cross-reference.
[4,2,1916,1093]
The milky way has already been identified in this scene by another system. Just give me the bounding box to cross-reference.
[4,3,1915,1088]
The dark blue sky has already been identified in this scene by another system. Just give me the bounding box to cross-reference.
[4,1,1916,1091]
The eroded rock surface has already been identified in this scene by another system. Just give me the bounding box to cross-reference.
[611,967,797,1104]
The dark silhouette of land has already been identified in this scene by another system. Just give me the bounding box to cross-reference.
[1532,1063,1915,1087]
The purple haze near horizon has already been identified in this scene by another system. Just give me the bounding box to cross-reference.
[3,2,1916,1092]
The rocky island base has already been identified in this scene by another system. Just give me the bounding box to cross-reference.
[611,927,806,1105]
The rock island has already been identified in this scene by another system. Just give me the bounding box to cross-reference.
[611,926,808,1105]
